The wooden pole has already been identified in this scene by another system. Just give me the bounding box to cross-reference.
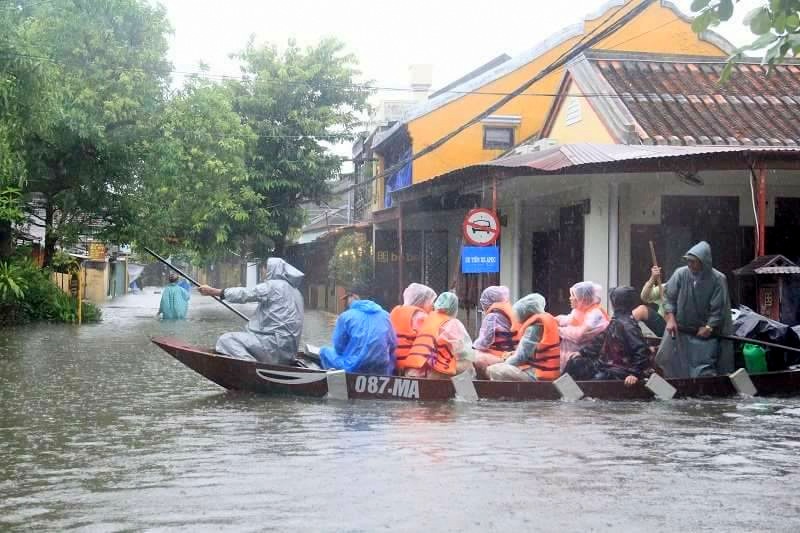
[757,163,767,257]
[649,240,664,305]
[77,264,83,325]
[398,204,404,304]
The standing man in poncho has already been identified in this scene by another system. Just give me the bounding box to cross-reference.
[655,241,733,378]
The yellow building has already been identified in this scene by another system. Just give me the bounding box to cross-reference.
[370,0,732,212]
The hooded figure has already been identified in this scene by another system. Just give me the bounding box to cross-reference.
[556,281,610,370]
[320,292,396,375]
[473,285,518,377]
[567,286,653,383]
[157,271,190,320]
[403,283,437,309]
[404,292,476,378]
[655,241,733,378]
[214,258,305,365]
[487,293,561,382]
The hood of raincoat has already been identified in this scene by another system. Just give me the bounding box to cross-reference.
[479,285,510,311]
[402,283,436,307]
[349,299,384,314]
[571,281,602,309]
[609,286,638,315]
[265,258,304,288]
[513,293,546,322]
[683,241,713,272]
[434,292,459,316]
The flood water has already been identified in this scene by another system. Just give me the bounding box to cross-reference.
[1,290,799,532]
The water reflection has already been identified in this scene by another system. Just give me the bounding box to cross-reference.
[0,290,799,531]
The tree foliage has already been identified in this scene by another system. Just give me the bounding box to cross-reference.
[138,78,268,263]
[229,38,370,256]
[0,0,171,264]
[691,0,800,81]
[1,2,369,274]
[328,232,373,288]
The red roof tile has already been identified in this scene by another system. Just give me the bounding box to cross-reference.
[588,53,800,146]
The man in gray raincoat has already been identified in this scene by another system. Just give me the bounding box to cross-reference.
[198,258,304,365]
[655,241,733,378]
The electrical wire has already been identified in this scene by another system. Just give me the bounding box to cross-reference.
[339,0,659,197]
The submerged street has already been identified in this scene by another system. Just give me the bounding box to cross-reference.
[0,291,798,531]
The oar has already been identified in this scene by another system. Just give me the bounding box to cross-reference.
[143,246,250,322]
[648,240,664,307]
[676,325,800,354]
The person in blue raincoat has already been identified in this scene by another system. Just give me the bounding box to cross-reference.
[157,272,190,320]
[320,284,396,375]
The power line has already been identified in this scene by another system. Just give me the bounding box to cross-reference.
[338,0,659,198]
[0,48,727,101]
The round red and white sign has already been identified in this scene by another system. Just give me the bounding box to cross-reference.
[462,208,500,246]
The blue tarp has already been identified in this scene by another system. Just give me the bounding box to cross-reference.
[384,148,412,208]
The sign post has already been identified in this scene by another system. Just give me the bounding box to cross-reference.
[461,208,500,275]
[462,208,500,246]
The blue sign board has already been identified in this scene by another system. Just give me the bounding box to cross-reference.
[461,246,500,274]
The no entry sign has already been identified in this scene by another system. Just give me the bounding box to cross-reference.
[462,208,500,246]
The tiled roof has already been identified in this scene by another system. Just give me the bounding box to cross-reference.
[734,254,799,275]
[585,52,800,146]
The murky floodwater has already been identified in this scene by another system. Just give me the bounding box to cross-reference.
[1,290,799,532]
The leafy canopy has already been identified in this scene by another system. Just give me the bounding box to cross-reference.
[691,0,800,81]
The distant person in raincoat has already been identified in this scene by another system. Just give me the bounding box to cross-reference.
[556,281,610,371]
[404,291,476,379]
[157,272,190,320]
[198,258,304,365]
[655,241,733,378]
[320,283,396,375]
[177,278,192,299]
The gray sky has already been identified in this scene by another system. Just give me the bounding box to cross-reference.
[160,0,760,159]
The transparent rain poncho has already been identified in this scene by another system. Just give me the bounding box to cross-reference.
[513,293,546,323]
[403,283,437,309]
[431,291,475,364]
[479,285,510,312]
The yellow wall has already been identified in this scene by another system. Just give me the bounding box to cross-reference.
[83,260,109,304]
[548,81,616,144]
[405,0,726,184]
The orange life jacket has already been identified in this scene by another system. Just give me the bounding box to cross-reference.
[390,305,424,370]
[484,302,518,356]
[570,303,610,326]
[407,310,457,375]
[516,312,561,381]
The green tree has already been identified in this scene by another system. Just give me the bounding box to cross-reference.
[13,0,172,265]
[0,3,58,257]
[691,0,800,80]
[229,38,370,256]
[138,77,270,273]
[328,232,373,288]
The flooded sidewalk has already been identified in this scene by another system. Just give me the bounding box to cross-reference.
[0,290,799,531]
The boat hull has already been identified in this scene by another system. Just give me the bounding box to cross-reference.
[152,336,800,401]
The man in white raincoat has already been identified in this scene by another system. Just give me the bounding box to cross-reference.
[199,258,304,365]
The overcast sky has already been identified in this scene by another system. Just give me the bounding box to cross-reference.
[159,0,761,159]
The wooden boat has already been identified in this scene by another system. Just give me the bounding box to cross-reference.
[152,336,800,401]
